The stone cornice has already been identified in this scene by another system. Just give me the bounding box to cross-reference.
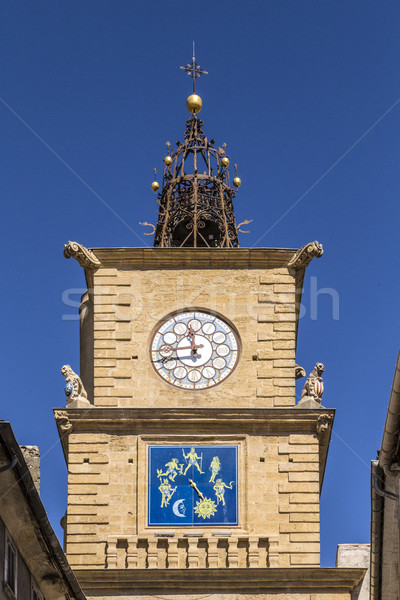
[54,406,335,432]
[89,247,298,269]
[54,407,335,492]
[74,566,366,592]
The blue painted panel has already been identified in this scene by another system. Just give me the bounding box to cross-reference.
[148,445,238,526]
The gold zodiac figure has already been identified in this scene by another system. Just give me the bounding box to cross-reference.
[182,447,204,475]
[157,457,183,481]
[159,478,177,508]
[213,478,234,506]
[209,456,221,483]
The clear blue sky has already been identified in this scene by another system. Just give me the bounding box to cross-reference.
[2,1,400,566]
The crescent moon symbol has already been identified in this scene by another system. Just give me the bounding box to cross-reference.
[172,498,186,517]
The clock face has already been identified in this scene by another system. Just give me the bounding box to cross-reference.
[150,311,239,389]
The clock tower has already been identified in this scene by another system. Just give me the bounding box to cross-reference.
[55,54,365,599]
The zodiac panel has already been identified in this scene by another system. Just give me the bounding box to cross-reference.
[148,445,238,526]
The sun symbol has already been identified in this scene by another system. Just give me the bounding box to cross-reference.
[194,497,217,519]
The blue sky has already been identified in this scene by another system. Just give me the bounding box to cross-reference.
[2,1,400,566]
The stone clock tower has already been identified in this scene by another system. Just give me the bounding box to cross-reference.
[55,55,365,599]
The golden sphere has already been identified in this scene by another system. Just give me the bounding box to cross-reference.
[233,177,241,188]
[151,181,160,192]
[163,155,173,166]
[186,94,202,114]
[221,156,230,167]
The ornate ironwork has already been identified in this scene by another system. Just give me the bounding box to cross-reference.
[148,50,247,248]
[153,114,242,248]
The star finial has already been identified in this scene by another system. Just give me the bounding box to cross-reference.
[180,42,208,93]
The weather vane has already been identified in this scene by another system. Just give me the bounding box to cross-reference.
[180,42,208,93]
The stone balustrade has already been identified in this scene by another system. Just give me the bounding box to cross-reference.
[106,534,278,569]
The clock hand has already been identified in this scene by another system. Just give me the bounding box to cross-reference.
[189,479,204,500]
[159,344,204,353]
[187,325,201,358]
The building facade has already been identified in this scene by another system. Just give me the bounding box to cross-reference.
[0,422,85,600]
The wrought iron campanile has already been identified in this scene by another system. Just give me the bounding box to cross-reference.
[147,50,247,248]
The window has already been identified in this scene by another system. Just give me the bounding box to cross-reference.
[4,534,17,595]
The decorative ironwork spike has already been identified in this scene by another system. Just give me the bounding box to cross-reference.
[237,219,253,234]
[234,163,238,177]
[222,143,227,153]
[166,141,171,154]
[154,167,157,179]
[139,222,156,235]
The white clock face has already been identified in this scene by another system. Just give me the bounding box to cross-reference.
[151,311,239,390]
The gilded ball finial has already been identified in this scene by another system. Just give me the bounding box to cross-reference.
[233,163,241,188]
[186,94,202,114]
[221,156,230,167]
[164,155,173,166]
[151,167,159,192]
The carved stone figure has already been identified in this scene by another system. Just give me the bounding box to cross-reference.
[295,364,306,380]
[61,365,91,408]
[54,410,73,434]
[316,414,333,435]
[301,363,325,403]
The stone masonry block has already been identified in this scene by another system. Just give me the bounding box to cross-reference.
[273,340,296,350]
[279,503,319,513]
[278,462,319,472]
[290,554,319,566]
[275,304,295,313]
[279,482,319,493]
[289,493,320,504]
[94,322,116,331]
[288,472,319,482]
[68,472,110,485]
[289,435,317,445]
[94,268,118,278]
[274,378,295,387]
[289,533,320,543]
[256,385,274,398]
[70,433,108,444]
[289,512,320,522]
[278,444,318,454]
[274,322,296,331]
[279,522,319,533]
[273,284,293,293]
[67,495,109,505]
[289,453,319,463]
[273,397,295,407]
[280,541,320,553]
[259,272,293,285]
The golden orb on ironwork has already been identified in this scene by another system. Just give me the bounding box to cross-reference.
[163,155,173,166]
[221,156,230,167]
[151,181,160,192]
[186,94,202,114]
[233,176,241,188]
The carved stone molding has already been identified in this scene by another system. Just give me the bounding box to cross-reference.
[63,241,101,269]
[295,364,306,380]
[288,241,323,269]
[54,410,73,434]
[316,413,333,435]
